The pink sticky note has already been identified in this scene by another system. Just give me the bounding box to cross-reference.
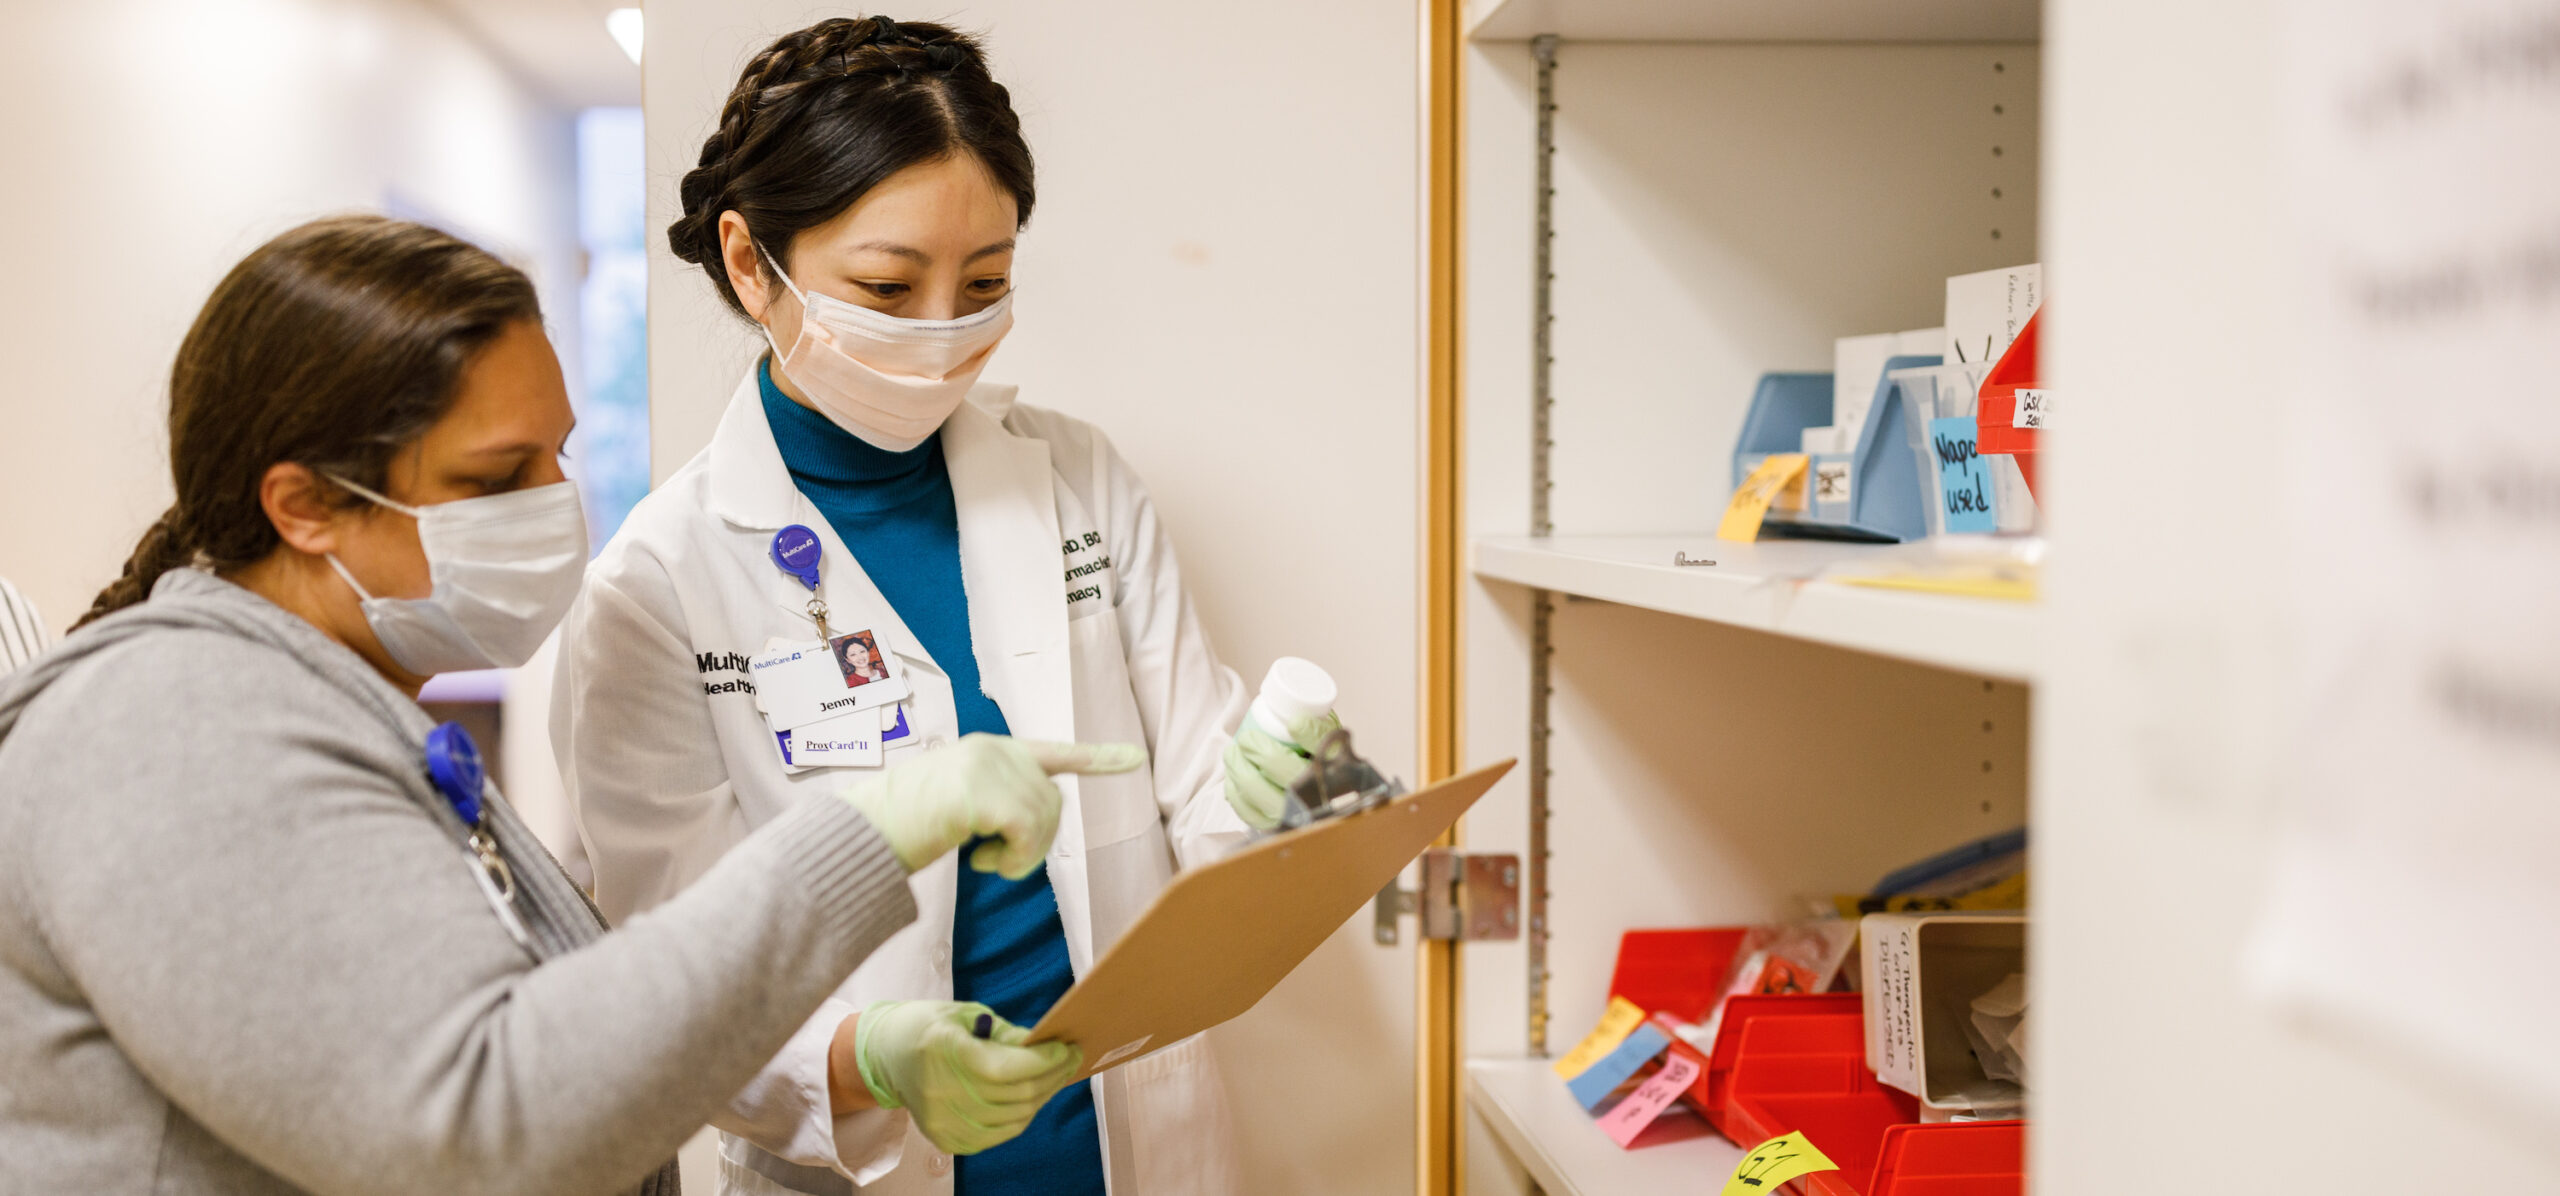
[1595,1052,1701,1148]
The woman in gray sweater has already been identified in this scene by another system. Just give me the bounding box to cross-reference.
[0,215,1121,1195]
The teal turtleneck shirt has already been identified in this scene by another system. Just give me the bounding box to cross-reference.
[759,361,1103,1195]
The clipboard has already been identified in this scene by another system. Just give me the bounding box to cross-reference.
[1027,759,1515,1077]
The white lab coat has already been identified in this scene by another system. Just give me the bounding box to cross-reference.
[551,369,1249,1195]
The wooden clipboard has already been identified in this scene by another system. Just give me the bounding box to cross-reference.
[1027,759,1515,1077]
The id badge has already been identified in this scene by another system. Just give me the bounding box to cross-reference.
[752,629,912,730]
[784,706,885,767]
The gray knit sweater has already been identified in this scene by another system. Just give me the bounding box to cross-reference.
[0,570,918,1195]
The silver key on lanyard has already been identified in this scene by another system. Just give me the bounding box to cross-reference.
[428,722,535,952]
[772,524,832,640]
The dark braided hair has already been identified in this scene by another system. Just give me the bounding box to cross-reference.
[670,16,1035,320]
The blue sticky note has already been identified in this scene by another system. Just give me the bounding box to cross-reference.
[1929,416,1997,533]
[1566,1023,1671,1110]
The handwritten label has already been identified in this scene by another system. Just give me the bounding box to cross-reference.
[1869,926,1920,1093]
[1552,996,1647,1079]
[1930,418,1997,533]
[1813,460,1853,505]
[1595,1051,1701,1147]
[2015,388,2051,429]
[1720,454,1810,542]
[1721,1131,1840,1195]
[1565,1023,1672,1110]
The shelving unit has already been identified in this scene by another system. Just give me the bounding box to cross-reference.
[1450,4,2041,1191]
[1471,536,2036,684]
[1466,1060,1745,1195]
[1464,0,2039,42]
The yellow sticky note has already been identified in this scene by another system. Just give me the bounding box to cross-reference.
[1719,454,1810,542]
[1550,996,1647,1079]
[1721,1131,1839,1195]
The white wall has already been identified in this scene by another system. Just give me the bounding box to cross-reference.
[641,5,1424,1193]
[0,0,579,634]
[2038,0,2560,1190]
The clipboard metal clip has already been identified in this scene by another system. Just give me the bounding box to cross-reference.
[1272,727,1407,833]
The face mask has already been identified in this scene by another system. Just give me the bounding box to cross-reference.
[760,246,1014,452]
[321,475,588,676]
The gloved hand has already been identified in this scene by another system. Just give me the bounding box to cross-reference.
[1221,710,1343,831]
[854,1001,1084,1156]
[843,733,1147,878]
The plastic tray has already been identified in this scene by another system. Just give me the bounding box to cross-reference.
[1608,927,1749,1024]
[1868,1120,2024,1196]
[1721,1012,1920,1196]
[1676,992,1866,1137]
[1731,359,1940,543]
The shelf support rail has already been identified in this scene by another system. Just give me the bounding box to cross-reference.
[1526,30,1558,1058]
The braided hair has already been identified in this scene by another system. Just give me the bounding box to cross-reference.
[670,16,1035,319]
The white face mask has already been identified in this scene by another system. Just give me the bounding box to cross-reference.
[322,475,588,676]
[759,246,1015,452]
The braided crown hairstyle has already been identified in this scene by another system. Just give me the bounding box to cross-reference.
[671,16,1035,319]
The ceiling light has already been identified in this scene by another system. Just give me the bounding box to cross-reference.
[606,8,643,66]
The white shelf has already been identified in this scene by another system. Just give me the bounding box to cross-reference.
[1468,1058,1744,1194]
[1472,535,2037,683]
[1464,0,2040,43]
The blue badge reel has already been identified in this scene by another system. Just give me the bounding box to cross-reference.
[425,721,485,826]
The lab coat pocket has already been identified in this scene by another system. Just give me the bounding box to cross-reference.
[1120,1033,1240,1195]
[1066,608,1154,849]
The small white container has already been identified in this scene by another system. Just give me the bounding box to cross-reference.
[1247,657,1338,747]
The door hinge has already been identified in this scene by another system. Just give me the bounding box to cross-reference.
[1373,849,1521,945]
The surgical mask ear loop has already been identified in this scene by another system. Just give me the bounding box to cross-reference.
[325,473,427,520]
[318,473,420,605]
[757,244,811,361]
[324,553,378,604]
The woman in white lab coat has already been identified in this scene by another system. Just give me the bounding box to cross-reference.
[549,16,1338,1196]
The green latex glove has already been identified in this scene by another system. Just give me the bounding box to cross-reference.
[854,1001,1085,1156]
[1221,710,1343,830]
[842,733,1147,878]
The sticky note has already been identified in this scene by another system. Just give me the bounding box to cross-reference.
[1721,1131,1840,1195]
[1720,454,1810,542]
[1929,418,1997,533]
[1552,996,1647,1079]
[1566,1023,1671,1110]
[1595,1051,1701,1147]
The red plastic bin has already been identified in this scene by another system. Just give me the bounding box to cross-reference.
[1867,1121,2024,1196]
[1674,992,1864,1137]
[1607,927,1749,1023]
[1974,306,2043,496]
[1721,1012,1919,1196]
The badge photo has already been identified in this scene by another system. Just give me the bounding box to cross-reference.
[830,629,896,689]
[752,632,912,731]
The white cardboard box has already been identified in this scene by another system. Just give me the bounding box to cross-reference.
[1861,912,2027,1117]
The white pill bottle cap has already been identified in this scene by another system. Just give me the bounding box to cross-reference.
[1247,656,1338,746]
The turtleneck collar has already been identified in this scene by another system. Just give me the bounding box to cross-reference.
[760,356,948,514]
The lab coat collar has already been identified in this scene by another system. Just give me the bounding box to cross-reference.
[705,362,1022,532]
